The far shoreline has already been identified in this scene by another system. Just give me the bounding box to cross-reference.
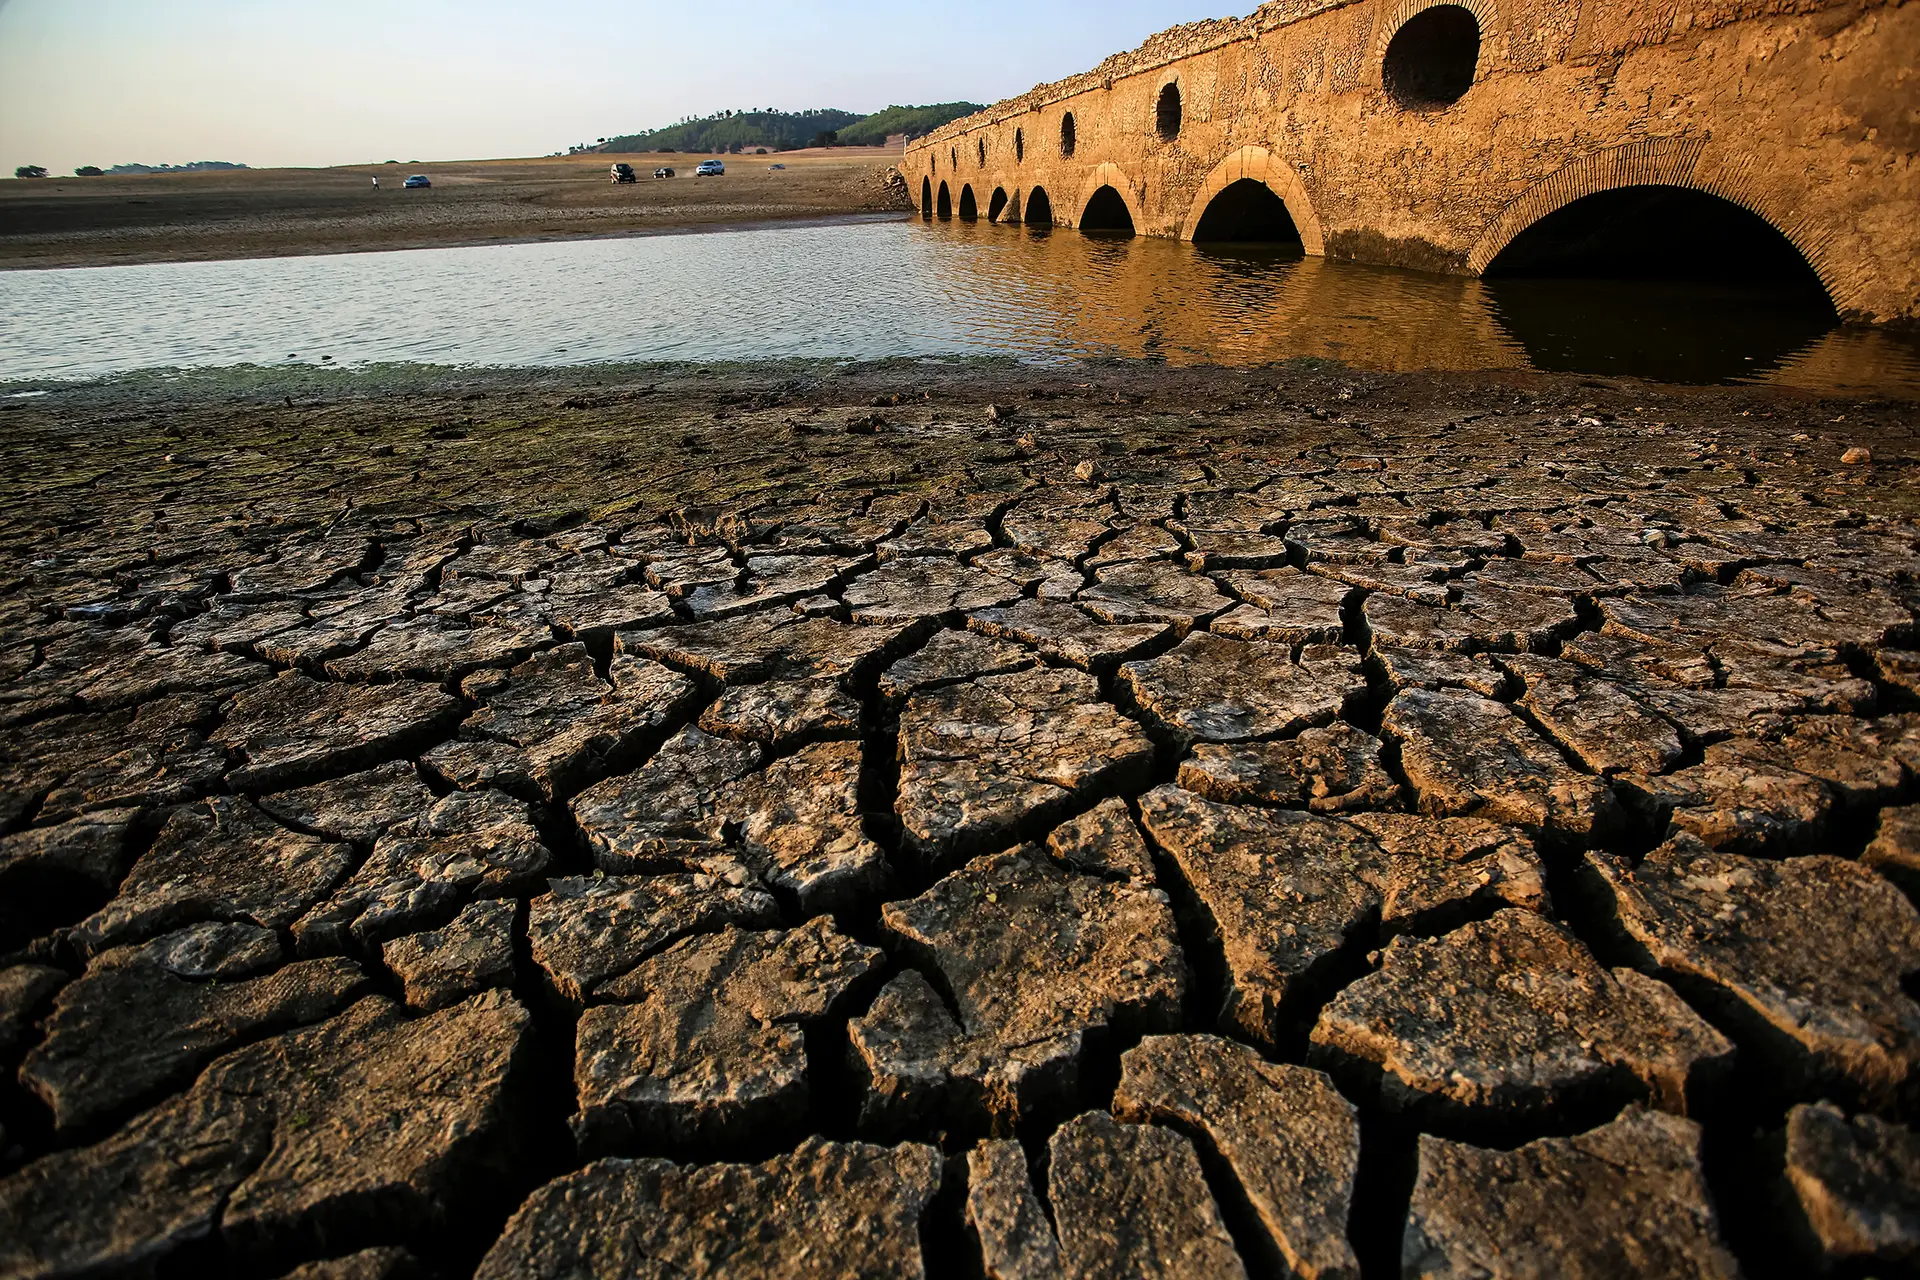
[0,149,913,272]
[0,210,914,274]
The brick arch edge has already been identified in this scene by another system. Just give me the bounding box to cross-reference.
[1371,0,1504,84]
[1465,138,1851,313]
[1178,145,1326,255]
[1070,165,1146,232]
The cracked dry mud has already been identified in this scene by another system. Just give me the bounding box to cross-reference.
[0,359,1918,1278]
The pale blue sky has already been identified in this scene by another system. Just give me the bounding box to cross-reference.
[0,0,1234,174]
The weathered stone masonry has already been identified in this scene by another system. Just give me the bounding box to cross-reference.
[905,0,1919,324]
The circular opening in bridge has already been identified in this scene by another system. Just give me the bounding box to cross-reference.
[1025,185,1054,226]
[1382,5,1480,110]
[977,137,986,167]
[958,184,978,221]
[921,177,933,219]
[987,188,1009,222]
[1156,83,1183,140]
[1015,128,1025,163]
[1483,185,1839,382]
[1192,178,1304,247]
[1080,185,1134,235]
[1060,113,1077,158]
[936,181,953,220]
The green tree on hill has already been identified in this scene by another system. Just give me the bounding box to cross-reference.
[14,165,48,179]
[585,102,983,154]
[835,104,983,145]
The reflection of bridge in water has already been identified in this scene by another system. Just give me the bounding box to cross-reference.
[908,221,1920,388]
[905,0,1918,326]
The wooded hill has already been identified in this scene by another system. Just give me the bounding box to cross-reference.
[587,102,982,153]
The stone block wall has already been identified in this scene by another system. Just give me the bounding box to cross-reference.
[904,0,1918,324]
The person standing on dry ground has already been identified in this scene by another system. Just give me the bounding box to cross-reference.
[372,174,380,193]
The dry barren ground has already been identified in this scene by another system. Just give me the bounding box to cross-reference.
[0,150,911,270]
[0,359,1918,1279]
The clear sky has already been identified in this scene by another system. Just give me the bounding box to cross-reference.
[0,0,1235,175]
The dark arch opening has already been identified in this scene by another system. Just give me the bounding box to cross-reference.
[987,188,1009,222]
[1192,178,1303,247]
[1015,128,1025,163]
[976,138,985,167]
[936,181,952,220]
[1060,113,1077,159]
[1080,185,1134,235]
[950,147,958,171]
[1383,5,1480,110]
[958,185,978,221]
[1156,83,1182,140]
[1025,186,1053,226]
[921,176,933,220]
[1486,186,1830,289]
[1483,185,1839,382]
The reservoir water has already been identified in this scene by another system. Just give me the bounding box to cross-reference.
[3,214,1916,393]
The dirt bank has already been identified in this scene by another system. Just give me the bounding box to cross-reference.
[0,149,913,271]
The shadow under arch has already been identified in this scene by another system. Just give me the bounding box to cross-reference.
[1481,183,1839,382]
[936,182,953,221]
[921,177,933,220]
[958,185,978,222]
[1180,146,1324,254]
[1467,139,1848,311]
[1081,186,1135,235]
[1192,179,1304,247]
[1071,164,1143,234]
[1025,186,1054,227]
[987,188,1009,222]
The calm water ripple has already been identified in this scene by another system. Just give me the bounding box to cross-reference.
[3,215,1916,393]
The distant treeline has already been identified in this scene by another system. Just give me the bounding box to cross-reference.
[579,102,982,154]
[836,104,984,145]
[99,162,250,175]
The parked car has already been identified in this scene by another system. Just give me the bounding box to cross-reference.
[695,160,725,176]
[610,163,636,183]
[653,166,675,178]
[767,163,786,170]
[402,174,431,189]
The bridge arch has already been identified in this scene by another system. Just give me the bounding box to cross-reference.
[1072,165,1144,233]
[958,184,979,221]
[1180,146,1325,254]
[987,187,1010,222]
[936,181,953,220]
[920,177,933,219]
[1025,185,1054,226]
[1467,140,1846,309]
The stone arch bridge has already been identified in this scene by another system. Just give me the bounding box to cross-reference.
[904,0,1917,324]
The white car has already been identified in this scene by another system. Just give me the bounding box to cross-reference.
[695,160,725,176]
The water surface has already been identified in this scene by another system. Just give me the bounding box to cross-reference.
[3,215,1914,393]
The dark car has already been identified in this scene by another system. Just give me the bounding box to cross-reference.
[610,163,636,184]
[402,174,431,189]
[654,166,675,178]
